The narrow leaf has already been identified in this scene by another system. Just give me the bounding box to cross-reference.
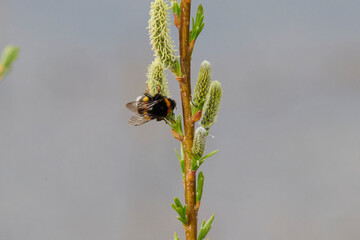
[174,232,180,240]
[0,46,19,79]
[175,148,181,162]
[175,207,185,217]
[189,4,205,44]
[198,214,215,240]
[177,216,187,225]
[174,197,182,208]
[196,172,204,203]
[198,149,219,166]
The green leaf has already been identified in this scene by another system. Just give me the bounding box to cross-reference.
[174,197,182,208]
[196,172,204,203]
[174,232,180,240]
[197,214,215,240]
[0,46,19,79]
[201,219,206,227]
[175,114,183,134]
[171,0,181,17]
[190,17,195,41]
[171,197,188,225]
[177,216,187,225]
[190,149,219,171]
[195,5,204,27]
[180,145,185,179]
[1,46,19,66]
[184,149,199,171]
[172,205,184,217]
[175,146,185,177]
[191,102,197,116]
[190,4,205,43]
[175,148,181,162]
[173,58,182,76]
[168,113,183,135]
[198,149,219,166]
[183,205,187,216]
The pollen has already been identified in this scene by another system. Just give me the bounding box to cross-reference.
[143,96,149,102]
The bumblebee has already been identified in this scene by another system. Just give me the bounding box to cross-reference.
[126,93,176,126]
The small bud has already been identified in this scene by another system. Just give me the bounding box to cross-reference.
[171,129,183,141]
[173,14,180,28]
[192,110,202,122]
[193,60,211,108]
[171,0,181,28]
[149,0,176,69]
[200,81,222,130]
[146,58,170,97]
[192,126,207,157]
[0,46,19,80]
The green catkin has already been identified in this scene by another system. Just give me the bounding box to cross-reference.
[192,126,207,157]
[146,58,170,97]
[149,0,176,69]
[200,81,222,130]
[193,60,211,108]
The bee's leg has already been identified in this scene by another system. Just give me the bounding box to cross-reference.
[156,117,164,121]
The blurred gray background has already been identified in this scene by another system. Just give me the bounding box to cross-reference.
[1,0,360,239]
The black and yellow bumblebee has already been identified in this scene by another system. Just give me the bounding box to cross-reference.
[126,93,176,126]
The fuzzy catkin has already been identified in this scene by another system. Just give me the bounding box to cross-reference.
[193,60,211,107]
[192,126,207,157]
[149,0,176,69]
[200,81,222,130]
[146,58,170,97]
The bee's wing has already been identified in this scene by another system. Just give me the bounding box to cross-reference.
[128,115,151,126]
[126,101,138,113]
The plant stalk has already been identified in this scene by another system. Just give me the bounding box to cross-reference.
[179,0,197,239]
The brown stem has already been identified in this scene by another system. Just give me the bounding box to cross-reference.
[179,0,197,240]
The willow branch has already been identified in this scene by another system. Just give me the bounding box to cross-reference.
[179,0,197,240]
